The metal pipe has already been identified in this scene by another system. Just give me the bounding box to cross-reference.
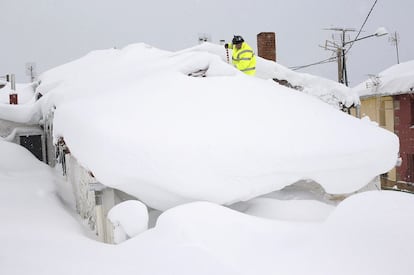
[10,74,16,91]
[341,32,349,86]
[356,104,361,118]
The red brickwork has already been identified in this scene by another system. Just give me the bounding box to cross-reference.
[257,32,276,62]
[9,93,18,104]
[394,94,414,183]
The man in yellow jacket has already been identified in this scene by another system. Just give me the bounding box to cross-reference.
[225,35,256,76]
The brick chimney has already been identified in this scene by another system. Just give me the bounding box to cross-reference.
[257,32,276,62]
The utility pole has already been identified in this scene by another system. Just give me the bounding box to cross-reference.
[322,28,356,86]
[336,48,342,83]
[389,31,400,64]
[322,26,388,118]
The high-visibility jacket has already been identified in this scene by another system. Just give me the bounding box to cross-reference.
[228,42,256,76]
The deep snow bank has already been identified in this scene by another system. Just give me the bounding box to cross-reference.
[1,140,413,275]
[0,43,398,210]
[26,43,398,210]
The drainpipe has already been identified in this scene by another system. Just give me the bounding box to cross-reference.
[355,104,361,118]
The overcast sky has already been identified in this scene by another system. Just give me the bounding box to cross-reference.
[1,0,413,86]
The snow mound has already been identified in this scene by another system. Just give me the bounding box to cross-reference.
[2,151,414,275]
[107,200,149,243]
[242,198,334,222]
[1,42,399,211]
[0,139,47,171]
[152,191,414,275]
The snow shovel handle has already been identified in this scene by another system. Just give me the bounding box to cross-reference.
[226,48,230,63]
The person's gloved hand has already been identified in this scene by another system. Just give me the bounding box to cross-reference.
[224,43,229,49]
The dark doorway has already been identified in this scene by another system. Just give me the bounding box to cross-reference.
[20,135,43,161]
[408,154,414,183]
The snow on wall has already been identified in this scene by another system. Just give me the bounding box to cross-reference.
[65,153,98,229]
[59,145,124,243]
[107,200,149,244]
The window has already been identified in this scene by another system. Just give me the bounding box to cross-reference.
[19,135,43,161]
[394,99,400,110]
[394,116,400,126]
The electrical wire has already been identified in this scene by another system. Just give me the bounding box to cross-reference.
[346,0,378,53]
[289,56,337,71]
[290,0,379,71]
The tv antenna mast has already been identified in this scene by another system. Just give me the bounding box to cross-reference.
[389,31,400,64]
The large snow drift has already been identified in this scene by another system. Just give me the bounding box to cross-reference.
[1,43,399,210]
[1,140,413,275]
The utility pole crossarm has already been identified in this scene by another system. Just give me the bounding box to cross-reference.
[322,26,388,87]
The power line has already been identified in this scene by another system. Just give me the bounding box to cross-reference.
[289,56,337,71]
[347,0,378,53]
[291,0,379,73]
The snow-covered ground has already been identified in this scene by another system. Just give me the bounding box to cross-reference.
[1,139,414,275]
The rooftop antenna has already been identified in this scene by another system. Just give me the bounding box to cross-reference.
[25,62,37,82]
[366,74,381,89]
[198,33,211,44]
[388,31,400,64]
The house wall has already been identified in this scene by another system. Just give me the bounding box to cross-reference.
[64,152,117,243]
[0,118,47,162]
[43,110,56,166]
[43,109,145,243]
[359,96,396,181]
[394,94,414,183]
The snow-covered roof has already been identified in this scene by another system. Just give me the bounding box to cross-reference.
[0,43,398,211]
[353,60,414,98]
[187,43,360,108]
[0,82,39,124]
[0,80,6,89]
